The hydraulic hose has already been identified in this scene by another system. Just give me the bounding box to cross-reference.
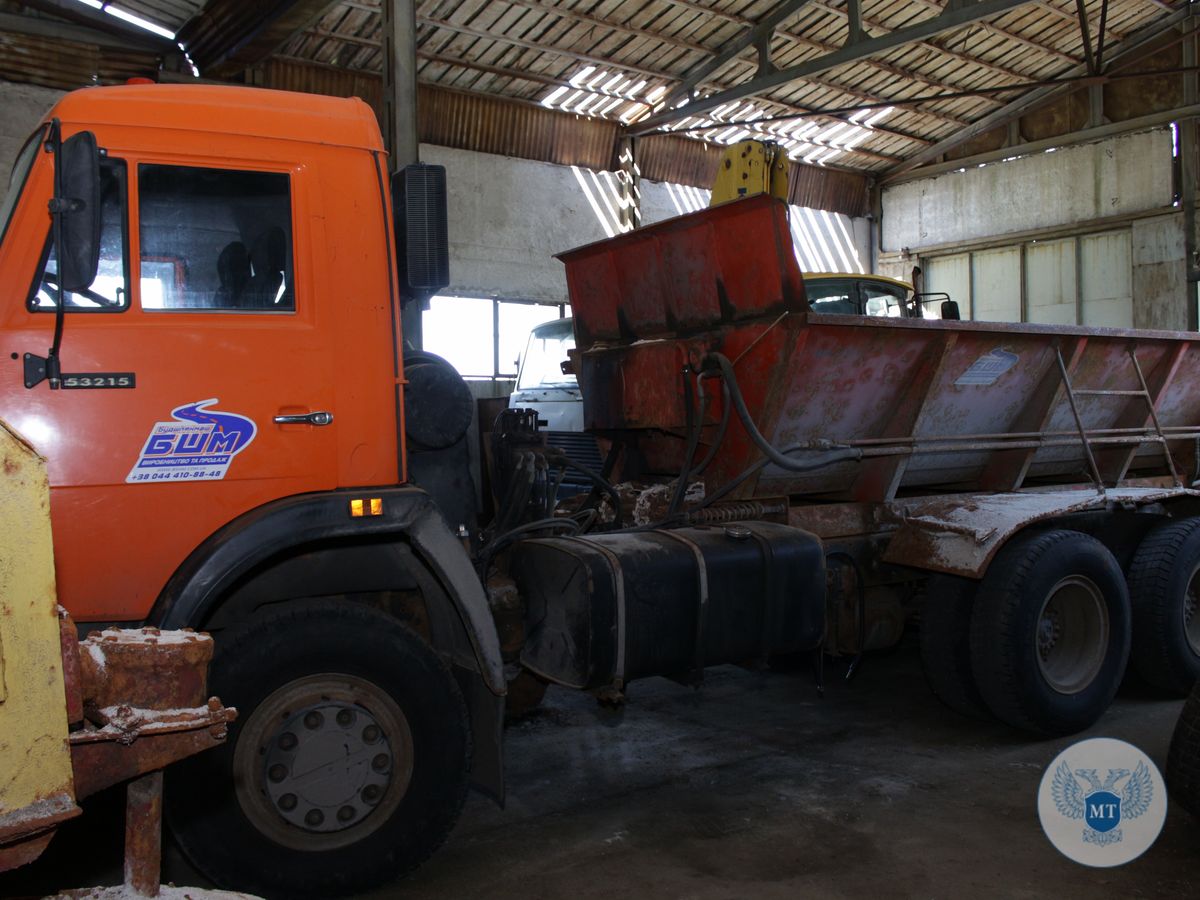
[667,365,702,518]
[475,516,583,578]
[690,372,730,477]
[545,448,624,528]
[700,352,862,473]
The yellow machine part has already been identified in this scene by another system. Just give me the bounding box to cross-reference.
[0,418,78,843]
[709,140,789,207]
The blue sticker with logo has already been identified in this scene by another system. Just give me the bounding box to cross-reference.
[1038,737,1166,867]
[954,348,1020,386]
[126,399,257,484]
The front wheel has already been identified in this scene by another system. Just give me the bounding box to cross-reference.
[969,530,1131,736]
[167,600,471,898]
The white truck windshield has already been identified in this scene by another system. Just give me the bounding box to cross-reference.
[517,319,577,390]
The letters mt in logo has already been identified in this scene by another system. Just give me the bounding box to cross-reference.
[126,399,257,483]
[1038,737,1166,867]
[1053,761,1154,847]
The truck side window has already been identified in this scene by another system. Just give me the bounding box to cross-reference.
[28,159,129,312]
[864,283,908,318]
[805,279,859,315]
[138,164,294,312]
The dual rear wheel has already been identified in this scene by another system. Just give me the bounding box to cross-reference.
[922,520,1200,736]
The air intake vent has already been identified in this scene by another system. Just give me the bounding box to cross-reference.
[391,163,449,301]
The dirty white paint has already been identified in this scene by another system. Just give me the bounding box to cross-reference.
[881,129,1173,250]
[924,252,971,319]
[1081,231,1133,327]
[1131,213,1187,331]
[970,247,1021,323]
[1026,238,1076,326]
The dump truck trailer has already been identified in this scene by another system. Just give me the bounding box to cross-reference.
[3,84,1200,897]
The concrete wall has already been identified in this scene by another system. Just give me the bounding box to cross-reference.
[1132,213,1188,331]
[0,82,63,178]
[427,143,872,303]
[881,129,1174,251]
[0,78,872,305]
[879,127,1187,329]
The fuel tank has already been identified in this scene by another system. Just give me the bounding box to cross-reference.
[510,521,825,690]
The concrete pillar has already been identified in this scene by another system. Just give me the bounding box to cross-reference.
[381,0,423,347]
[1183,15,1198,330]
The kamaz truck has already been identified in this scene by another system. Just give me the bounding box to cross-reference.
[3,83,1200,897]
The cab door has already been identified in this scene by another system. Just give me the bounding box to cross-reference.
[0,131,338,622]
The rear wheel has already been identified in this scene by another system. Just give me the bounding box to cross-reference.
[969,530,1130,736]
[1167,678,1200,819]
[919,574,990,719]
[1127,517,1200,695]
[167,600,470,898]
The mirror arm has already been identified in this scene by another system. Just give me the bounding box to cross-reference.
[46,118,67,390]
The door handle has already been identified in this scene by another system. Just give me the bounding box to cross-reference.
[274,411,334,426]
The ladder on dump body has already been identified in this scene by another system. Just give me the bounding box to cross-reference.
[1054,347,1181,491]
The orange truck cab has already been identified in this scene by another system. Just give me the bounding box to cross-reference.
[0,84,506,896]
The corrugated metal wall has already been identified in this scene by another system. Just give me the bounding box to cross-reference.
[0,32,160,89]
[257,58,870,217]
[924,231,1135,327]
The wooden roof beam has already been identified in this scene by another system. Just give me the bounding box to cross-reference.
[316,17,930,156]
[177,0,344,78]
[808,0,1045,82]
[652,0,1015,111]
[486,0,974,128]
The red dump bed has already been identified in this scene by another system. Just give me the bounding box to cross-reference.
[560,195,1200,503]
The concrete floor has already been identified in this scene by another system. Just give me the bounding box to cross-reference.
[5,634,1198,899]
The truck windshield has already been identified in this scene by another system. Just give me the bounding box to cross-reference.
[517,318,576,390]
[0,128,42,248]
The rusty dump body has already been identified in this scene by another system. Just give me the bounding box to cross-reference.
[562,194,1200,577]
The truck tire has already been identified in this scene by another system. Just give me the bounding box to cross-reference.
[1127,517,1200,695]
[919,575,990,719]
[969,530,1131,736]
[1166,678,1200,819]
[167,600,471,898]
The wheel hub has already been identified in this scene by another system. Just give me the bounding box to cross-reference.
[1035,575,1109,695]
[234,674,414,852]
[1038,609,1062,656]
[263,702,392,834]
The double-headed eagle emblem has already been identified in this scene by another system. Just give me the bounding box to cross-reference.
[1052,760,1155,846]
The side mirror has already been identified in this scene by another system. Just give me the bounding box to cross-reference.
[391,163,449,304]
[941,299,961,321]
[54,130,101,293]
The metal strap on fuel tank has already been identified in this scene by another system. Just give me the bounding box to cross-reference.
[558,535,627,687]
[744,527,778,661]
[656,529,710,677]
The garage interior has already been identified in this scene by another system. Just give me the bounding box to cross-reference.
[1,0,1199,897]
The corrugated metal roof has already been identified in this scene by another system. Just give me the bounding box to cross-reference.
[0,0,1189,214]
[265,0,1180,178]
